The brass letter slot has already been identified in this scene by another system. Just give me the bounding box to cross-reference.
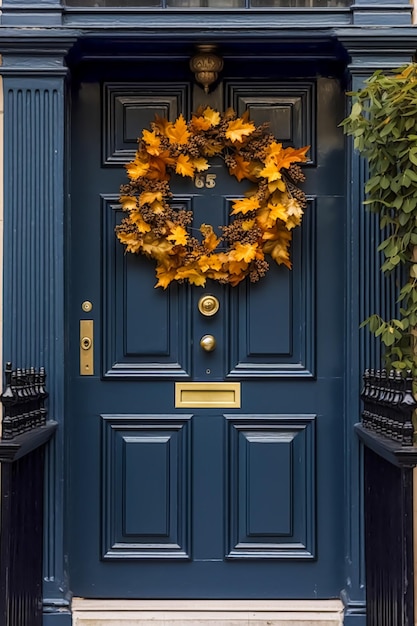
[80,319,94,376]
[175,382,240,408]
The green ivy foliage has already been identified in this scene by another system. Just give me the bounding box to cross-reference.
[341,64,417,375]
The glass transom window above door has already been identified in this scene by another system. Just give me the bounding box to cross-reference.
[65,0,350,8]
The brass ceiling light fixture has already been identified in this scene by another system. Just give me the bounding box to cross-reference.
[190,45,224,94]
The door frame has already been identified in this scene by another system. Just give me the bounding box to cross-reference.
[2,26,415,626]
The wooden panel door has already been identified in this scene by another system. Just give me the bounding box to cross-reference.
[68,71,346,598]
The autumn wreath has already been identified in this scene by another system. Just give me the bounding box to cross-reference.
[116,107,309,288]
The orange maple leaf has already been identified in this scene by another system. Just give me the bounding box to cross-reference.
[175,266,207,287]
[228,259,248,275]
[258,159,283,183]
[201,224,221,252]
[139,191,163,206]
[142,129,162,156]
[242,219,255,231]
[155,266,178,289]
[203,141,223,156]
[232,242,258,263]
[167,115,191,145]
[263,229,292,268]
[154,150,176,168]
[116,231,143,254]
[130,212,152,233]
[273,145,310,171]
[150,201,165,215]
[120,195,138,211]
[224,107,237,121]
[208,255,224,271]
[126,157,149,180]
[256,207,274,231]
[231,197,260,215]
[228,272,247,287]
[263,239,291,268]
[225,118,256,143]
[176,154,195,177]
[152,114,171,137]
[142,236,173,260]
[203,107,221,127]
[285,199,304,230]
[167,226,188,246]
[190,115,211,132]
[193,157,209,172]
[268,202,288,223]
[268,180,286,194]
[229,154,252,182]
[265,141,284,158]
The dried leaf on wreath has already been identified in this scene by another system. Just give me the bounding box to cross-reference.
[226,118,256,143]
[126,158,149,180]
[116,231,143,254]
[203,107,221,127]
[176,154,195,177]
[190,114,212,132]
[155,266,178,289]
[130,212,152,233]
[227,259,249,275]
[232,242,258,263]
[273,145,310,171]
[231,197,260,215]
[258,159,283,183]
[268,202,288,223]
[152,114,171,136]
[175,267,207,287]
[139,191,163,206]
[166,114,191,145]
[203,141,224,156]
[193,157,210,172]
[167,226,189,246]
[142,129,162,156]
[120,195,138,211]
[201,224,221,251]
[228,154,252,182]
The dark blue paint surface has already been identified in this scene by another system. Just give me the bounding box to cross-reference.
[68,67,346,598]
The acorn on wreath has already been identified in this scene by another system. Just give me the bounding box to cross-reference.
[116,106,309,288]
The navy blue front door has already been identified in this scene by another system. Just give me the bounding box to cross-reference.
[68,71,346,598]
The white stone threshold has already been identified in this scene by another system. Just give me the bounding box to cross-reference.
[72,599,344,626]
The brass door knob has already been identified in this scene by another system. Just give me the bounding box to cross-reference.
[200,334,216,352]
[198,295,220,317]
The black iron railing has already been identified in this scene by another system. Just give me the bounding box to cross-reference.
[361,368,415,445]
[0,363,56,626]
[356,368,417,626]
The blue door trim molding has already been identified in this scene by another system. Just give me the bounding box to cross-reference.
[0,25,415,619]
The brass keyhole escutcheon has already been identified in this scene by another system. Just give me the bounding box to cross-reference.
[81,337,92,351]
[200,334,216,352]
[198,295,220,317]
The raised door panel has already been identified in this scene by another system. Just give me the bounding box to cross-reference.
[227,200,316,378]
[103,83,190,165]
[226,414,316,559]
[101,414,192,559]
[101,196,192,378]
[226,81,316,165]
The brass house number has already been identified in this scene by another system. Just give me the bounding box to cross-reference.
[194,173,216,188]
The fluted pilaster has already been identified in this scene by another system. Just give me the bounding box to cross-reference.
[3,74,67,606]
